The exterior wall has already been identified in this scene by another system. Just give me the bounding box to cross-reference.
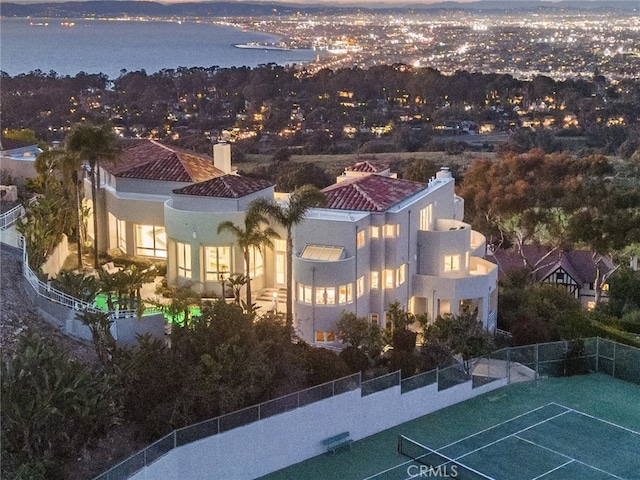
[0,156,37,189]
[129,377,507,480]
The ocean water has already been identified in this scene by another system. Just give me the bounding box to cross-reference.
[0,18,318,79]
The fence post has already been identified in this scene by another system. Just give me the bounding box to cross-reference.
[612,340,617,378]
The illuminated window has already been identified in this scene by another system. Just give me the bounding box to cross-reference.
[298,283,313,304]
[370,314,379,325]
[316,331,336,342]
[384,269,395,289]
[357,276,365,297]
[371,271,380,289]
[204,246,231,281]
[370,226,380,238]
[357,230,366,248]
[274,238,286,251]
[248,246,263,278]
[117,218,126,252]
[444,254,461,272]
[315,287,336,305]
[396,264,406,286]
[338,283,353,304]
[135,224,166,258]
[301,245,344,261]
[587,301,596,311]
[177,242,191,277]
[419,204,433,231]
[384,224,397,238]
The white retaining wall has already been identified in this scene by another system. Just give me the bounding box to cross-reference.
[130,377,508,480]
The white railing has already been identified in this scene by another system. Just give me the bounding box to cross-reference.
[1,202,142,335]
[0,203,25,230]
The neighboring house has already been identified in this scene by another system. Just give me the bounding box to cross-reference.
[335,161,397,183]
[88,141,498,346]
[0,137,42,188]
[488,245,616,310]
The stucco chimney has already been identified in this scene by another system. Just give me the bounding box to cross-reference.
[436,166,452,179]
[213,142,232,174]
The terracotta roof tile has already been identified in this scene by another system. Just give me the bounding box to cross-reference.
[345,161,389,173]
[321,175,425,212]
[173,175,274,198]
[106,140,223,183]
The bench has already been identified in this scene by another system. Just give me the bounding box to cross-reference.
[322,432,352,454]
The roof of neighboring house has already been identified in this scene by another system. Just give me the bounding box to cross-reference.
[321,174,425,212]
[173,174,274,198]
[488,245,616,285]
[344,161,389,173]
[0,137,33,151]
[105,140,223,183]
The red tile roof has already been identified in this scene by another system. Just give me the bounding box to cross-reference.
[345,161,389,173]
[173,175,273,198]
[106,140,223,183]
[321,175,426,212]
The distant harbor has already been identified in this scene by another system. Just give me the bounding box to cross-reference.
[234,42,291,51]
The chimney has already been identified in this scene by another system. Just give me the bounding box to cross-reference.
[436,166,452,179]
[213,142,232,174]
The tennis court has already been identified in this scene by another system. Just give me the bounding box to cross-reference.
[262,374,640,480]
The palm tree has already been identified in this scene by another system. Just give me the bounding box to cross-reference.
[217,207,280,311]
[251,185,326,329]
[65,123,120,269]
[34,148,85,268]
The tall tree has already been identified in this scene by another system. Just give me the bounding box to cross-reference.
[65,123,120,269]
[250,185,326,329]
[217,207,279,311]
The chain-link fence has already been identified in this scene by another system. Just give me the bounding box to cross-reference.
[95,338,640,480]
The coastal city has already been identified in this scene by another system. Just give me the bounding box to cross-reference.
[223,11,640,79]
[2,2,640,480]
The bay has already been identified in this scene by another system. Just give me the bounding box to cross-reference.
[0,18,318,79]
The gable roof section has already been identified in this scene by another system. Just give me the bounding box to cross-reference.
[345,161,389,173]
[321,175,425,212]
[488,245,616,285]
[106,140,223,183]
[173,175,274,198]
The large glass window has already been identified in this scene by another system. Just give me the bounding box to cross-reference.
[370,226,380,239]
[419,204,433,231]
[371,271,380,289]
[315,331,335,342]
[135,224,166,258]
[396,264,406,286]
[444,254,461,272]
[338,283,353,304]
[117,218,126,252]
[357,276,365,297]
[384,224,397,238]
[204,246,232,281]
[177,242,191,277]
[298,283,313,304]
[357,230,365,248]
[384,269,395,289]
[316,287,336,305]
[249,246,264,278]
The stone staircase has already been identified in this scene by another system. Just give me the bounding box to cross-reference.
[255,287,288,311]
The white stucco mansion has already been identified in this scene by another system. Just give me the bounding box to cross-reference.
[87,140,498,346]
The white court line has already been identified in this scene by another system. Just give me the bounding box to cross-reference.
[363,403,567,480]
[550,402,640,437]
[437,403,568,451]
[530,460,575,480]
[452,409,572,461]
[515,435,624,479]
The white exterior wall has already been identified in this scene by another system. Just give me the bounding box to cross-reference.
[129,378,508,480]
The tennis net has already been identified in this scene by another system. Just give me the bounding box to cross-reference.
[397,435,495,479]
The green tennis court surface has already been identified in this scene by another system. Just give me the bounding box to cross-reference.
[262,374,640,480]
